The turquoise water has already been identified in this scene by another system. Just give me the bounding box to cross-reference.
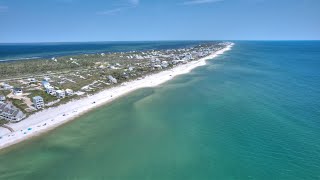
[0,41,320,179]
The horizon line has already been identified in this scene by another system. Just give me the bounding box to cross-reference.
[0,39,320,44]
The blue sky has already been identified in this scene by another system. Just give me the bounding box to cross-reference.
[0,0,319,42]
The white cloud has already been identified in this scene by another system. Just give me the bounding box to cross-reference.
[97,7,127,15]
[97,0,140,15]
[182,0,223,5]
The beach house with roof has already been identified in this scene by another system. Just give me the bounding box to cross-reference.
[0,101,26,122]
[28,78,37,83]
[13,88,23,96]
[33,96,45,109]
[56,90,65,98]
[42,80,51,89]
[161,61,169,68]
[108,75,118,84]
[0,95,5,102]
[46,86,56,95]
[65,89,74,96]
[43,77,51,82]
[1,83,13,90]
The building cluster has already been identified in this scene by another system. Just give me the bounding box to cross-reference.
[92,43,227,85]
[123,43,223,71]
[42,80,74,98]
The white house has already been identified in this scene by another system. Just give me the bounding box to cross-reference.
[153,64,162,69]
[42,80,51,89]
[65,89,74,96]
[46,86,56,96]
[56,90,65,99]
[128,66,135,71]
[32,96,44,109]
[1,83,13,90]
[43,77,51,82]
[13,88,23,96]
[0,95,5,101]
[161,61,169,68]
[108,75,118,84]
[28,78,37,83]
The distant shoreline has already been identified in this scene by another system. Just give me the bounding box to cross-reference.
[0,43,234,151]
[0,41,213,63]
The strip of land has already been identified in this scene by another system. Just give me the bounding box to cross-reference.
[0,43,234,150]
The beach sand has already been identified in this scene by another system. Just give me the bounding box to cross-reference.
[0,43,234,150]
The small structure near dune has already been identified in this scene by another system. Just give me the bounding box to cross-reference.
[161,61,169,68]
[0,95,5,102]
[42,80,51,88]
[56,90,66,99]
[46,86,56,96]
[13,88,23,96]
[65,89,74,96]
[108,75,118,84]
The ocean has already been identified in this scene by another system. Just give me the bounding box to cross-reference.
[0,41,319,179]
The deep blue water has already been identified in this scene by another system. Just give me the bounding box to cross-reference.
[0,41,211,61]
[0,41,320,179]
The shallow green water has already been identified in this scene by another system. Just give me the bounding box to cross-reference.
[1,41,320,179]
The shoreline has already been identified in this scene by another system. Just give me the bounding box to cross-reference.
[0,43,234,150]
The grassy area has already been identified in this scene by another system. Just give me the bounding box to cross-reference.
[9,98,29,114]
[27,90,57,103]
[0,119,7,125]
[0,90,10,96]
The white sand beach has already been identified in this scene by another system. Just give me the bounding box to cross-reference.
[0,43,234,150]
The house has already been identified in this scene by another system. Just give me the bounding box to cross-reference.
[46,86,56,96]
[13,88,23,96]
[43,77,51,82]
[42,80,51,89]
[32,96,44,109]
[65,89,74,96]
[108,75,118,84]
[28,78,37,83]
[0,95,5,101]
[56,90,65,99]
[184,54,193,60]
[153,64,162,69]
[2,83,13,90]
[0,102,26,122]
[161,61,169,68]
[172,60,186,65]
[128,66,135,71]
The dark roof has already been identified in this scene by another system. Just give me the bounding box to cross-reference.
[13,88,22,91]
